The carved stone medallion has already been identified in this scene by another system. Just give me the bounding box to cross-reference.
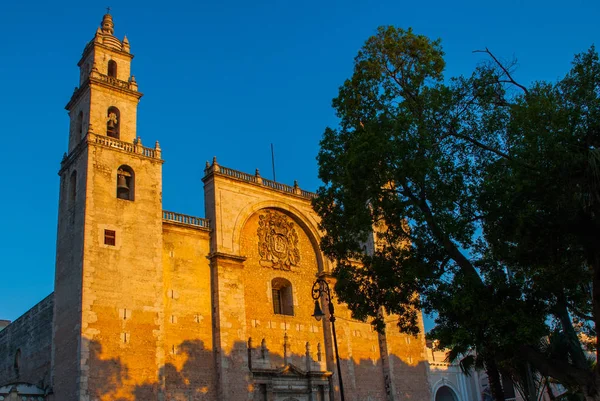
[257,210,300,270]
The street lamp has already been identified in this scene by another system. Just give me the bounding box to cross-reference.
[312,278,345,401]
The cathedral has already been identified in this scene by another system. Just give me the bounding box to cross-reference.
[0,13,431,401]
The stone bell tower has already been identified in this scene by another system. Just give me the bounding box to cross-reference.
[53,12,165,400]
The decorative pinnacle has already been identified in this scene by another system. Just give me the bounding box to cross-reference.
[101,10,114,35]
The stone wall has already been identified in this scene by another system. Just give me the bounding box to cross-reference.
[0,293,53,389]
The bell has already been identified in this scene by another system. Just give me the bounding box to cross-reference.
[117,174,129,191]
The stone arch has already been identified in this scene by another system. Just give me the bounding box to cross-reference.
[107,59,117,78]
[231,200,328,274]
[432,380,462,401]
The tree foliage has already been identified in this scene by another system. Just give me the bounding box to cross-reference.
[314,26,600,400]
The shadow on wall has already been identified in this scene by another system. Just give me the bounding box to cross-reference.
[82,336,430,401]
[85,338,215,400]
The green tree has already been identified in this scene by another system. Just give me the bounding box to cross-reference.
[314,26,599,400]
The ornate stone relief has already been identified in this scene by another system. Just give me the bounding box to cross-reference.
[257,210,300,270]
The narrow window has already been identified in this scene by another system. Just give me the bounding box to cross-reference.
[69,170,77,204]
[14,348,21,373]
[271,278,294,316]
[116,165,135,201]
[104,229,116,246]
[77,111,83,137]
[107,60,117,78]
[106,106,120,139]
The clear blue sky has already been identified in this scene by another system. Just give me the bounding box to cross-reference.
[1,0,598,330]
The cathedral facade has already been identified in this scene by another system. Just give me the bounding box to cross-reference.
[0,13,430,401]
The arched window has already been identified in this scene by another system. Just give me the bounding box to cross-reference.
[271,278,294,316]
[77,111,83,137]
[107,60,117,78]
[116,165,134,201]
[435,386,458,401]
[106,106,120,139]
[14,348,21,373]
[69,170,77,204]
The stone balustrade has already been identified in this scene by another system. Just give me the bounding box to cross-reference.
[204,159,317,200]
[91,133,161,159]
[163,211,210,229]
[89,69,138,91]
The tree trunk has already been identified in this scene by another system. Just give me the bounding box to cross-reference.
[486,357,505,401]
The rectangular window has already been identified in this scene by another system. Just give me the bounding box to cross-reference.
[104,229,116,246]
[272,289,282,314]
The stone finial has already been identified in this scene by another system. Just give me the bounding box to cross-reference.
[94,27,102,42]
[283,332,290,365]
[154,141,162,159]
[293,180,301,195]
[135,137,143,154]
[260,338,268,359]
[90,62,99,79]
[122,35,130,52]
[205,161,210,169]
[101,12,114,35]
[129,75,138,91]
[87,123,94,134]
[212,156,220,173]
[305,342,312,371]
[255,168,263,184]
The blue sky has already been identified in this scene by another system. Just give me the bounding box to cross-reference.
[1,0,598,329]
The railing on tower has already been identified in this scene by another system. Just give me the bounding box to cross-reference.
[89,133,161,160]
[163,211,210,229]
[203,158,317,200]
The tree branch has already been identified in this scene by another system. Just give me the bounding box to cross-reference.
[473,48,530,96]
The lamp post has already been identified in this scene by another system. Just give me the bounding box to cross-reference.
[312,278,345,401]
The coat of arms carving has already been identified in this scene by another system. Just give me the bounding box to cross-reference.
[257,210,300,270]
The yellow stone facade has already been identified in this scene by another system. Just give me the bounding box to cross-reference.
[32,12,434,401]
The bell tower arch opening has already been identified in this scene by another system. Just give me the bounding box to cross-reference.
[106,106,120,138]
[107,59,117,78]
[116,165,134,200]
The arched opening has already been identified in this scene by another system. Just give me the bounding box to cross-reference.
[14,348,21,374]
[107,60,117,78]
[77,111,83,137]
[116,165,134,201]
[106,106,120,139]
[271,277,294,316]
[435,386,458,401]
[69,170,77,204]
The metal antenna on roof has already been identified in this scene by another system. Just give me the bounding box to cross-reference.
[271,143,276,182]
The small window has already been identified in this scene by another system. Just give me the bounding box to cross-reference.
[108,60,117,78]
[69,170,77,204]
[104,229,116,246]
[271,278,294,316]
[116,165,135,201]
[14,348,21,373]
[77,111,83,137]
[106,106,120,139]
